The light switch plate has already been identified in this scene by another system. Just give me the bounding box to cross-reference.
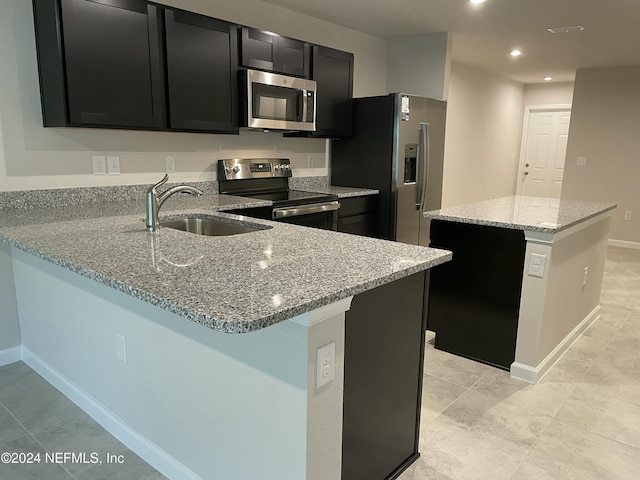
[107,156,120,175]
[166,156,175,173]
[92,155,106,175]
[528,253,546,278]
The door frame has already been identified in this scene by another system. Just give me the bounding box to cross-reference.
[515,104,572,196]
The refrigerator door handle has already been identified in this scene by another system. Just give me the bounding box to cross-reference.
[417,122,430,210]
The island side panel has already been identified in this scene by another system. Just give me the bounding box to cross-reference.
[11,247,346,480]
[515,216,610,379]
[427,220,527,370]
[0,242,21,364]
[342,271,427,480]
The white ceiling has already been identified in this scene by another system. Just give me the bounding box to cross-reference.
[258,0,640,84]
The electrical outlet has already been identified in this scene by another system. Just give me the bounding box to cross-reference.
[316,341,335,389]
[166,156,176,173]
[115,333,127,363]
[576,156,587,166]
[92,155,107,175]
[624,211,632,221]
[583,267,589,287]
[528,253,546,278]
[107,156,120,175]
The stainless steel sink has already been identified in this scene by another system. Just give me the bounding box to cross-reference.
[159,217,270,236]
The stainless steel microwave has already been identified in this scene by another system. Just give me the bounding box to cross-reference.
[240,69,316,132]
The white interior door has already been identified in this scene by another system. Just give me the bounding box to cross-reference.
[517,106,571,198]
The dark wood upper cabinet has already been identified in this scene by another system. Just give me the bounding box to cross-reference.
[310,45,354,137]
[164,9,238,133]
[33,0,165,129]
[240,27,310,78]
[32,0,351,137]
[286,45,354,138]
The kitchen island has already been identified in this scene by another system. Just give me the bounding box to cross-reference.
[0,192,450,480]
[424,195,615,383]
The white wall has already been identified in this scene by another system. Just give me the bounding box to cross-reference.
[387,33,452,100]
[14,247,347,480]
[441,62,525,207]
[523,82,575,106]
[0,242,20,354]
[562,66,640,245]
[0,0,388,192]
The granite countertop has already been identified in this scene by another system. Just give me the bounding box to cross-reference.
[0,193,450,334]
[306,186,379,198]
[287,177,378,198]
[424,196,616,234]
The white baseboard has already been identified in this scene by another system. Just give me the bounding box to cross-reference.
[0,346,22,367]
[608,239,640,250]
[511,305,601,383]
[21,348,202,480]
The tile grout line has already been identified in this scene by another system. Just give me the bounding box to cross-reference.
[1,403,78,479]
[509,290,640,477]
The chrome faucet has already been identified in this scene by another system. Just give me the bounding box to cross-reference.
[146,174,203,232]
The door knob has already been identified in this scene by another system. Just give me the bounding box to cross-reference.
[525,163,530,167]
[524,171,529,175]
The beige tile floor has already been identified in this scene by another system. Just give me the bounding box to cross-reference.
[0,246,638,480]
[400,246,640,480]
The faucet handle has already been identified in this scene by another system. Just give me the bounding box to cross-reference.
[149,174,169,194]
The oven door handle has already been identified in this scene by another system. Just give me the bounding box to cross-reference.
[272,201,340,219]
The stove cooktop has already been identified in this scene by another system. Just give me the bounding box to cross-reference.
[240,189,338,208]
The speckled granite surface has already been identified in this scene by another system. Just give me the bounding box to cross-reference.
[424,196,616,233]
[289,176,378,198]
[0,181,219,210]
[289,176,329,191]
[308,185,379,198]
[0,194,450,334]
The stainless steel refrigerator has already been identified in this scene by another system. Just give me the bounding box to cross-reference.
[331,93,446,246]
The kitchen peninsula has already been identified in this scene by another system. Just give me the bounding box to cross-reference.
[0,191,451,480]
[424,195,616,383]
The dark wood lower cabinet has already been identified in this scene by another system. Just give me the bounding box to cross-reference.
[342,272,428,480]
[337,195,377,237]
[427,220,527,370]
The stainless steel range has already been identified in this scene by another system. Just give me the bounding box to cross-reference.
[218,158,340,231]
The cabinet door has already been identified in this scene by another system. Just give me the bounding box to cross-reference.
[59,0,165,128]
[240,27,310,77]
[311,45,354,137]
[278,37,310,78]
[240,27,277,72]
[165,9,238,133]
[337,196,377,237]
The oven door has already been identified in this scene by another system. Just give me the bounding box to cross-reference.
[243,69,316,131]
[272,201,340,231]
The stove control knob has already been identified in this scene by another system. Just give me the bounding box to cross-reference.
[284,164,292,171]
[274,164,281,171]
[232,166,240,174]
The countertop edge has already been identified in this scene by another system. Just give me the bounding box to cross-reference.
[2,235,451,334]
[425,202,617,234]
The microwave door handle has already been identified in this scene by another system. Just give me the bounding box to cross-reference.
[298,90,305,122]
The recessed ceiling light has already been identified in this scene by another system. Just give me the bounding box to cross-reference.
[470,0,486,4]
[547,25,585,34]
[544,76,553,81]
[510,50,522,57]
